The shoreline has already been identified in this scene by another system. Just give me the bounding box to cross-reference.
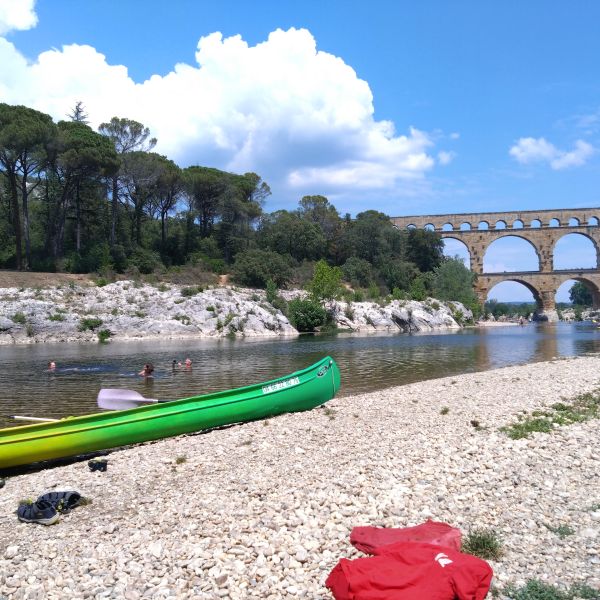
[1,357,599,598]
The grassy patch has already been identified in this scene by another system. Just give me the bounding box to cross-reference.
[181,286,203,297]
[48,313,66,322]
[461,528,503,560]
[172,314,191,326]
[543,523,575,539]
[503,579,600,600]
[440,406,449,415]
[11,312,26,325]
[175,455,187,464]
[501,390,600,439]
[323,407,336,420]
[97,329,112,343]
[78,317,103,331]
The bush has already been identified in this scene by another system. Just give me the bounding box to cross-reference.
[342,257,373,288]
[232,249,291,288]
[307,260,343,304]
[11,312,26,325]
[503,579,600,600]
[409,275,428,301]
[130,248,163,274]
[181,286,202,297]
[288,298,327,332]
[110,244,128,273]
[266,279,277,303]
[78,317,103,331]
[97,329,112,343]
[461,529,503,560]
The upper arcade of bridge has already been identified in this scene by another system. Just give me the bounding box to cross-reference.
[390,207,600,231]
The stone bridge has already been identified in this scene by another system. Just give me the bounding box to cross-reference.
[390,208,600,319]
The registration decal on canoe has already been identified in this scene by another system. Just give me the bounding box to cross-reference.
[262,377,300,394]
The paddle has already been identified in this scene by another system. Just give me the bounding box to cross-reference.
[97,388,161,410]
[11,415,60,423]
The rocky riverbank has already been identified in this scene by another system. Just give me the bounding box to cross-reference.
[1,357,599,598]
[0,281,471,345]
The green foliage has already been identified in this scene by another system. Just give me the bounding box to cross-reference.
[353,290,365,302]
[232,249,291,288]
[11,312,26,324]
[461,529,503,560]
[266,279,278,303]
[129,248,162,274]
[405,229,444,272]
[97,329,112,343]
[48,313,66,322]
[379,260,419,293]
[485,299,535,319]
[440,406,449,415]
[409,275,428,301]
[306,259,342,304]
[78,317,103,331]
[503,579,599,600]
[543,523,575,538]
[288,298,327,332]
[432,257,479,309]
[502,390,600,439]
[342,257,373,288]
[181,286,203,297]
[569,281,593,307]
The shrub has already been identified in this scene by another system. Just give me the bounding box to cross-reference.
[232,249,291,288]
[95,277,108,287]
[307,260,343,304]
[271,295,288,315]
[288,298,327,332]
[266,279,277,303]
[181,286,202,297]
[11,312,27,324]
[130,248,162,274]
[392,287,410,301]
[502,579,599,600]
[353,290,364,302]
[48,313,66,322]
[342,257,373,288]
[78,317,103,331]
[462,529,503,560]
[440,406,449,415]
[97,329,112,343]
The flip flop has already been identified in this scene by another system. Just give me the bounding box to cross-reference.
[36,491,82,514]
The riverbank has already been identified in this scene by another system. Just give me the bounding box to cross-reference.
[1,357,599,598]
[0,281,471,345]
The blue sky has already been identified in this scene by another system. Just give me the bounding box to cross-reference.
[1,1,599,302]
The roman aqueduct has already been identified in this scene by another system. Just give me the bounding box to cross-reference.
[390,208,600,319]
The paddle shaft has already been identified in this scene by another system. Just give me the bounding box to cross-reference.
[11,415,60,423]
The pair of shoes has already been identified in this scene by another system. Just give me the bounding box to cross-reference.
[17,500,60,526]
[88,459,108,472]
[17,490,83,525]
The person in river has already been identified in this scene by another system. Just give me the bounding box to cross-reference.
[47,361,56,371]
[184,358,192,369]
[138,363,154,377]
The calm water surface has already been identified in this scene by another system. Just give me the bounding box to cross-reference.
[0,322,599,427]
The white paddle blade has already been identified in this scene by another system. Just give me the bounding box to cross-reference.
[97,389,158,410]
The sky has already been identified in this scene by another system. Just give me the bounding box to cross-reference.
[1,0,599,302]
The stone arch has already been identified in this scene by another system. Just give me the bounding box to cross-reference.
[495,220,507,229]
[570,277,600,308]
[568,217,580,226]
[460,222,471,231]
[513,219,524,229]
[530,219,541,228]
[441,236,471,266]
[424,223,435,231]
[442,223,453,231]
[553,232,599,269]
[407,224,417,229]
[486,279,542,310]
[483,235,541,272]
[549,218,560,227]
[589,217,599,226]
[478,221,489,230]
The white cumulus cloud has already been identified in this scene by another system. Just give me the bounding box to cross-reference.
[509,137,594,170]
[0,13,447,209]
[0,0,37,35]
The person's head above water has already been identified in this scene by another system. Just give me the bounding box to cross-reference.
[184,358,192,367]
[139,363,154,376]
[48,361,56,370]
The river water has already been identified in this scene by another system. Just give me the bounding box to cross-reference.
[1,322,599,427]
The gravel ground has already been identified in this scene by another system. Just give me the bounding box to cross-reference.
[1,356,599,599]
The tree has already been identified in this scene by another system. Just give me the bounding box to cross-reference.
[232,249,292,288]
[405,229,444,272]
[307,259,343,304]
[432,257,480,312]
[341,256,373,288]
[148,157,182,247]
[288,298,327,332]
[48,121,118,257]
[68,101,89,124]
[258,210,326,261]
[378,260,419,292]
[0,104,56,269]
[182,166,228,237]
[298,195,341,240]
[569,281,593,306]
[98,117,157,247]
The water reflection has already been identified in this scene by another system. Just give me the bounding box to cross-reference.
[1,322,599,427]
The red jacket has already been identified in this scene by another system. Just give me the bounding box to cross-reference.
[326,541,493,600]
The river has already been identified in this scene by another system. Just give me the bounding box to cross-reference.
[1,322,599,427]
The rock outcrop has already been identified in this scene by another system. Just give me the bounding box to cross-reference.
[0,282,471,345]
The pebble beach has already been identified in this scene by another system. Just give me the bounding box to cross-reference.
[1,356,599,599]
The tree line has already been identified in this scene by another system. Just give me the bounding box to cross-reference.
[0,102,479,312]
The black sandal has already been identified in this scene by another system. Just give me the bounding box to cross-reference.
[17,500,60,525]
[36,491,82,514]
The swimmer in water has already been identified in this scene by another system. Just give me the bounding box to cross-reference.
[138,363,154,377]
[184,358,192,369]
[48,361,56,371]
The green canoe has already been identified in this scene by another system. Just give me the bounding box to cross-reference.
[0,356,340,470]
